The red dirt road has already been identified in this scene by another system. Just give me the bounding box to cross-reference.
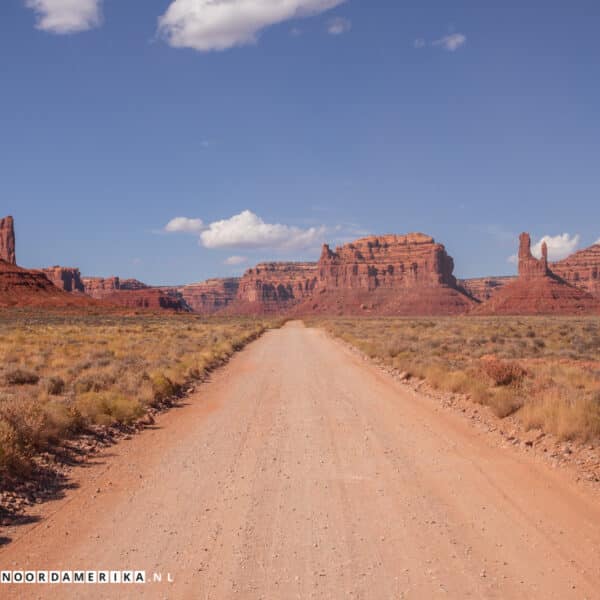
[1,322,599,599]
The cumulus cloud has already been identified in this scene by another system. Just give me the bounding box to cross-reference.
[165,216,205,234]
[531,233,580,261]
[413,38,425,49]
[224,255,248,266]
[25,0,102,34]
[432,33,466,52]
[328,16,351,35]
[595,238,600,245]
[158,0,346,51]
[200,210,326,250]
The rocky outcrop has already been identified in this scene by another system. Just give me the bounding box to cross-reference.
[82,276,121,299]
[458,276,515,302]
[232,263,318,314]
[177,278,240,315]
[474,233,600,315]
[0,216,16,265]
[552,243,600,298]
[294,234,475,316]
[120,279,149,291]
[0,261,95,308]
[42,266,85,293]
[518,233,549,278]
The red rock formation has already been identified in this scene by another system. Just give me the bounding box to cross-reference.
[42,266,85,293]
[519,233,549,278]
[101,289,189,311]
[0,261,95,308]
[120,279,149,291]
[294,234,475,316]
[177,278,240,315]
[458,276,515,302]
[82,276,121,299]
[232,263,318,314]
[0,216,16,265]
[474,233,600,315]
[552,243,600,298]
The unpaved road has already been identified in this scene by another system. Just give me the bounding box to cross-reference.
[1,322,599,599]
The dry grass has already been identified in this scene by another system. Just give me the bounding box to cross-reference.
[313,317,600,441]
[0,311,279,474]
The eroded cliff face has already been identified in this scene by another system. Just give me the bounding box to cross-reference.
[474,233,600,315]
[82,277,121,299]
[0,216,16,265]
[233,263,318,314]
[42,267,85,293]
[294,234,475,316]
[552,243,600,298]
[317,234,458,290]
[177,278,240,315]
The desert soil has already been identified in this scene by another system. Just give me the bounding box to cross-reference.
[1,321,599,599]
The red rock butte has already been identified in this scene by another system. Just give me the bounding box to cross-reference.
[473,233,600,316]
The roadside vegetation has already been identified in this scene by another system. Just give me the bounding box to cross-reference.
[315,317,600,442]
[0,311,277,475]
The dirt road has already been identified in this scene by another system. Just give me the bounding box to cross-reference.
[1,322,599,599]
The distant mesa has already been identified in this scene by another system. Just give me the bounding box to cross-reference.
[458,277,515,303]
[172,278,240,315]
[2,215,600,316]
[473,233,600,315]
[81,276,149,299]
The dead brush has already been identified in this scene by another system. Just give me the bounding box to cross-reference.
[480,359,528,387]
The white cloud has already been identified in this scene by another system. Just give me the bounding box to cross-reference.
[200,210,327,250]
[165,216,205,234]
[413,38,425,49]
[224,255,248,266]
[432,33,466,52]
[595,238,600,245]
[328,16,351,35]
[532,233,580,261]
[158,0,346,51]
[25,0,102,34]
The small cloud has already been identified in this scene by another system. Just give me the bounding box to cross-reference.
[25,0,103,34]
[432,33,466,52]
[200,210,327,250]
[595,238,600,245]
[158,0,347,52]
[413,38,425,49]
[165,217,204,234]
[328,16,351,35]
[532,233,580,261]
[224,255,248,266]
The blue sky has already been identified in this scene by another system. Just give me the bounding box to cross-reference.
[1,1,599,285]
